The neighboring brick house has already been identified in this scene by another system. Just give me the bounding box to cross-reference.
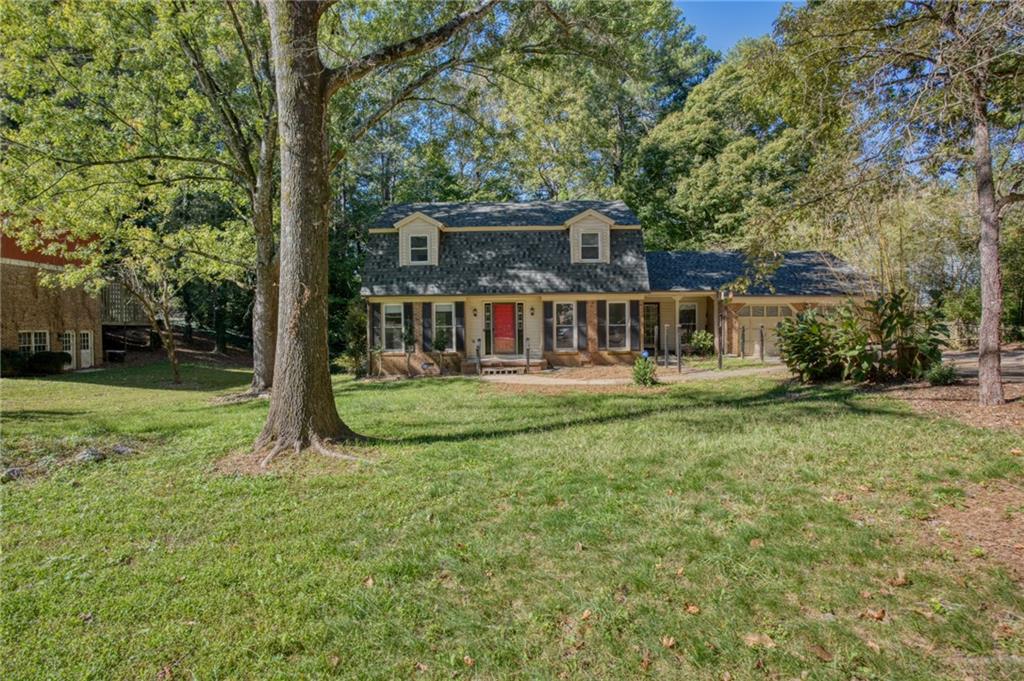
[360,200,870,375]
[1,233,103,369]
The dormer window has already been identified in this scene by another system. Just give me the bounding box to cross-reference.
[409,235,429,263]
[580,231,601,261]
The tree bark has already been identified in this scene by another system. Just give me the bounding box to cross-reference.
[256,0,358,452]
[971,89,1004,405]
[250,168,278,394]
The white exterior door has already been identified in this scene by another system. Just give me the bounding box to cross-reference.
[60,331,77,370]
[79,330,94,368]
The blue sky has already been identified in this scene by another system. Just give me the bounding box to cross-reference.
[676,1,803,55]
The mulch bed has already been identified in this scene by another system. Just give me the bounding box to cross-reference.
[878,380,1024,431]
[924,480,1024,582]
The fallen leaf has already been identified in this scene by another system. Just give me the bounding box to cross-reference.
[749,538,765,549]
[862,608,886,621]
[809,643,833,662]
[1010,448,1022,456]
[80,612,94,623]
[581,609,592,621]
[887,570,909,587]
[156,666,173,681]
[859,590,873,599]
[463,655,475,667]
[640,648,651,671]
[329,655,341,669]
[720,673,732,681]
[676,567,685,576]
[362,575,374,587]
[414,661,429,672]
[743,633,776,648]
[685,603,701,615]
[866,640,881,653]
[661,635,677,649]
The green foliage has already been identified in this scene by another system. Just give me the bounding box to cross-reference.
[26,351,71,375]
[632,354,659,386]
[779,292,949,383]
[338,300,368,376]
[626,40,813,248]
[688,330,715,356]
[776,310,842,383]
[925,363,958,387]
[0,350,29,377]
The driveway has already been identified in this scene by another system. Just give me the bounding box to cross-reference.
[943,347,1024,383]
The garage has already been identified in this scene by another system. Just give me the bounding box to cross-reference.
[737,304,793,357]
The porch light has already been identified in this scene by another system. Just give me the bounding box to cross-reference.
[529,306,535,316]
[472,307,478,317]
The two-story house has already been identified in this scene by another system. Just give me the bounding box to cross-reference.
[361,200,869,375]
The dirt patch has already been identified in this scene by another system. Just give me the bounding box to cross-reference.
[924,480,1024,582]
[878,380,1024,431]
[209,391,270,406]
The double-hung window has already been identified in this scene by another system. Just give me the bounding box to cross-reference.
[579,231,601,261]
[434,303,454,351]
[555,302,576,350]
[409,235,429,264]
[606,302,628,349]
[678,303,697,343]
[60,331,75,354]
[18,331,49,354]
[382,304,404,351]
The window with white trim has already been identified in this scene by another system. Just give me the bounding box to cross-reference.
[18,330,49,353]
[382,304,404,351]
[409,235,429,264]
[606,302,628,350]
[434,303,454,351]
[79,331,91,351]
[678,303,697,342]
[555,302,576,350]
[60,331,75,354]
[579,231,601,261]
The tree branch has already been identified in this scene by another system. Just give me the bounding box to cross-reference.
[323,0,500,99]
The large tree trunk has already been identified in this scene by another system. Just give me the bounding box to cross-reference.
[256,0,358,453]
[250,178,278,394]
[971,92,1004,405]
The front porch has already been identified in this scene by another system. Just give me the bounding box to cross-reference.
[639,293,719,356]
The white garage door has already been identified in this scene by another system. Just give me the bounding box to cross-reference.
[738,304,793,357]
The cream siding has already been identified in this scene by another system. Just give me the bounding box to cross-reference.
[568,218,611,264]
[397,219,440,266]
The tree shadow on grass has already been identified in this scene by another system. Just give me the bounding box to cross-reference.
[377,381,913,447]
[21,361,252,392]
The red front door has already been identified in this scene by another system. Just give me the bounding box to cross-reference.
[493,303,516,354]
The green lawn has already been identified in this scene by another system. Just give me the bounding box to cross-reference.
[2,363,1022,679]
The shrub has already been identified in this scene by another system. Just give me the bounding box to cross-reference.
[26,351,71,375]
[689,329,715,356]
[339,300,368,376]
[632,353,658,387]
[776,310,842,382]
[924,362,958,386]
[778,291,949,384]
[1,349,29,377]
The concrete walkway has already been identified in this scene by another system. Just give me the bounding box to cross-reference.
[480,364,788,386]
[943,348,1024,383]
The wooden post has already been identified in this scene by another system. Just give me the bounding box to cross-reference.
[759,325,765,363]
[475,338,482,375]
[717,295,724,371]
[663,324,670,367]
[525,337,530,374]
[676,325,682,373]
[740,326,745,358]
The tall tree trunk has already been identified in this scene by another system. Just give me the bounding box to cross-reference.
[250,175,278,394]
[256,0,358,453]
[971,91,1004,405]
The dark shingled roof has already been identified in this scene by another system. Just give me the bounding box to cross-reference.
[645,251,870,296]
[361,229,650,296]
[368,200,638,228]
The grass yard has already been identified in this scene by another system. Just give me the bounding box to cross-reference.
[2,363,1022,679]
